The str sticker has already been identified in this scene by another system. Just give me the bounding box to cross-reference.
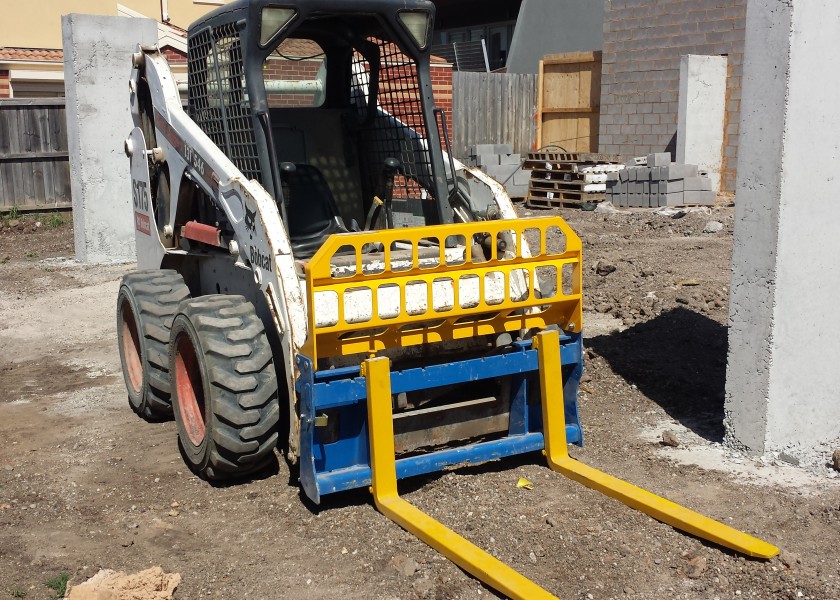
[134,211,151,235]
[132,179,151,235]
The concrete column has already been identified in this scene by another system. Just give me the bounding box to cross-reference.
[62,14,157,263]
[725,0,840,453]
[677,55,727,193]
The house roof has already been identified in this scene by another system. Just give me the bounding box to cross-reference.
[0,48,64,62]
[116,4,188,53]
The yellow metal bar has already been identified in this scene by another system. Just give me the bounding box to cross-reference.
[533,330,779,559]
[363,356,558,600]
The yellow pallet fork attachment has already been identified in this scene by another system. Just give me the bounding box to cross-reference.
[533,330,780,560]
[364,356,558,600]
[363,330,778,600]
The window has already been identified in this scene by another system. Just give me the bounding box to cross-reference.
[263,39,326,108]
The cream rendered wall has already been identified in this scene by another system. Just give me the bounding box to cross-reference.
[1,0,227,49]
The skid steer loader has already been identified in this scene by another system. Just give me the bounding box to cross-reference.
[117,0,777,596]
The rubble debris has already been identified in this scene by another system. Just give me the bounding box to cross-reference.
[390,554,419,577]
[686,556,707,578]
[778,452,800,466]
[595,261,617,276]
[661,430,681,447]
[778,550,800,569]
[65,567,180,600]
[594,200,623,214]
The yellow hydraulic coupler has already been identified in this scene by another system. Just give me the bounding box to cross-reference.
[364,357,558,600]
[533,329,779,560]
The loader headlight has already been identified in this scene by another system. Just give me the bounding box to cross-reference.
[397,11,431,50]
[259,7,296,47]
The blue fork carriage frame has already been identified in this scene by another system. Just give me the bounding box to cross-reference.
[296,332,584,504]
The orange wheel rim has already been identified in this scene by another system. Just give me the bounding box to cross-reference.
[174,333,206,446]
[120,302,143,394]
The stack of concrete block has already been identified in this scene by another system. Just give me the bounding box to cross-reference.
[463,144,530,198]
[606,153,715,208]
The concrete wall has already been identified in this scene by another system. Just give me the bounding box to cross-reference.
[677,55,727,192]
[599,0,746,192]
[726,0,840,453]
[63,14,158,263]
[506,0,605,75]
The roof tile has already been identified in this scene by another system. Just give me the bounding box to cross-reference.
[0,48,64,62]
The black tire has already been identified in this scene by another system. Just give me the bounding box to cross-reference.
[117,270,191,420]
[169,295,280,480]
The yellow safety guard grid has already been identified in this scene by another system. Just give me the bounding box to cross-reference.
[302,217,582,365]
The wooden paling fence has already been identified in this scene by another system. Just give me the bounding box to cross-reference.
[451,71,538,157]
[0,99,71,210]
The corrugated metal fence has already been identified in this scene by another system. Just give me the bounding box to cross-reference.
[0,98,71,210]
[451,72,538,157]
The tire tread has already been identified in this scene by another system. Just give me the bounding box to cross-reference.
[172,295,279,480]
[119,269,189,420]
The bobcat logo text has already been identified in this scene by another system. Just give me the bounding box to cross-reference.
[249,245,272,272]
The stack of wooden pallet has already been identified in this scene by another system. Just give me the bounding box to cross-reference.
[523,152,622,208]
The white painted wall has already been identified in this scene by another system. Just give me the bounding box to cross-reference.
[63,14,158,263]
[677,55,727,193]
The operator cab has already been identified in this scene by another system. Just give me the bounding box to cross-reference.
[186,0,456,258]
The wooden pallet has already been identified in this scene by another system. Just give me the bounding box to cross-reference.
[524,163,582,174]
[529,178,592,191]
[526,151,621,164]
[526,191,606,209]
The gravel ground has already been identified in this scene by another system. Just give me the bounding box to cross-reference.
[1,205,839,600]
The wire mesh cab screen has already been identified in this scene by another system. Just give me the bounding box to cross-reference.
[351,38,437,227]
[185,9,443,232]
[188,23,261,182]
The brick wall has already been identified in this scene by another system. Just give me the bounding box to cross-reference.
[264,57,322,107]
[431,63,453,143]
[161,47,187,65]
[0,70,10,98]
[599,0,746,191]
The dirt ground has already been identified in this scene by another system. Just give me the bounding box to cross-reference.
[2,205,840,600]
